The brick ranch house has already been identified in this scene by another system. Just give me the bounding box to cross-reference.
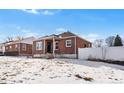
[33,32,92,58]
[4,37,35,56]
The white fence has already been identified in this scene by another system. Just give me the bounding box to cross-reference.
[78,47,124,61]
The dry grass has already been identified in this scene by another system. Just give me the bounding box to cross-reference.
[83,77,94,82]
[75,74,94,82]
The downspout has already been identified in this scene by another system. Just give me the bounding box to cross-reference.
[53,36,55,57]
[3,44,5,55]
[19,40,21,56]
[32,42,34,57]
[44,39,46,54]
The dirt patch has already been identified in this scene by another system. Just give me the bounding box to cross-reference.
[75,74,94,82]
[83,77,94,82]
[75,74,83,79]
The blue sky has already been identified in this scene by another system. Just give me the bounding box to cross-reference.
[0,9,124,42]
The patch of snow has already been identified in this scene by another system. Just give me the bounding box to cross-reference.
[0,56,124,84]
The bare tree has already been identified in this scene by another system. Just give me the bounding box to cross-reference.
[93,39,104,48]
[15,36,23,41]
[105,36,115,47]
[6,36,13,42]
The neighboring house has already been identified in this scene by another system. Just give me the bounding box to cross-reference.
[0,43,5,55]
[4,37,35,56]
[33,31,92,58]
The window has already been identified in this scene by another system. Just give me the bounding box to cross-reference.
[66,40,72,47]
[0,46,2,50]
[15,44,18,50]
[55,41,59,50]
[9,46,12,49]
[6,47,8,50]
[36,41,43,50]
[15,44,18,48]
[22,44,26,51]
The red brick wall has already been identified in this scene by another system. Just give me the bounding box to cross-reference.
[57,37,92,55]
[76,37,92,50]
[58,32,92,55]
[58,38,75,54]
[20,43,32,56]
[76,37,92,58]
[5,43,19,52]
[5,43,32,56]
[54,40,60,54]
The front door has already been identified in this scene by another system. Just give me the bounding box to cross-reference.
[47,41,52,53]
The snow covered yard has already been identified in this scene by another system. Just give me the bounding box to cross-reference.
[0,56,124,84]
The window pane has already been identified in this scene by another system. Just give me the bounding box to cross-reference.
[22,44,26,51]
[55,41,59,50]
[36,41,42,50]
[66,40,72,47]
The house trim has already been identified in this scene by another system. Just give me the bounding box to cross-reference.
[43,40,45,54]
[75,37,77,54]
[53,36,55,56]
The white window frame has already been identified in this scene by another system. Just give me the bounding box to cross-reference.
[15,44,18,48]
[9,45,12,49]
[55,41,59,50]
[36,41,43,50]
[0,46,2,50]
[66,40,72,47]
[15,44,18,50]
[6,47,8,50]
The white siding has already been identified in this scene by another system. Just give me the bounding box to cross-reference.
[78,47,124,61]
